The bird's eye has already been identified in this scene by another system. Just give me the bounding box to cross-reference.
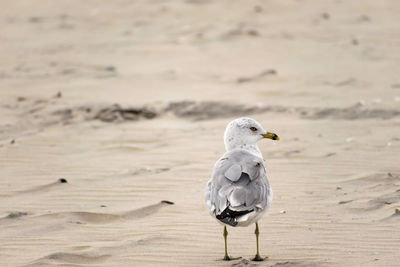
[250,127,257,132]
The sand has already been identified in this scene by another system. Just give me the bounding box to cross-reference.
[1,0,400,266]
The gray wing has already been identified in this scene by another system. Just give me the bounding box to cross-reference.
[205,149,270,226]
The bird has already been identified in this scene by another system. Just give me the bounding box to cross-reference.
[205,117,279,261]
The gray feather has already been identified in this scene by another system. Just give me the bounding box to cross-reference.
[225,164,242,181]
[205,148,271,226]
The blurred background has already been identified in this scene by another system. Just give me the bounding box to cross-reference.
[1,1,400,266]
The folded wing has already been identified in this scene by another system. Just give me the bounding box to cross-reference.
[205,149,270,226]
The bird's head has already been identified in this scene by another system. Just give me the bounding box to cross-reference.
[224,117,279,151]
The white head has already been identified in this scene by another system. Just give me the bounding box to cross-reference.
[224,117,279,155]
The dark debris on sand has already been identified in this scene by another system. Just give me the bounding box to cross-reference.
[164,101,272,120]
[19,99,400,129]
[50,104,158,124]
[304,103,400,120]
[236,69,277,84]
[58,178,68,183]
[161,200,174,205]
[395,208,400,215]
[48,101,400,123]
[94,104,157,122]
[164,101,400,121]
[5,212,28,219]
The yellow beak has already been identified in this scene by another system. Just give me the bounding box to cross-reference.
[261,132,280,141]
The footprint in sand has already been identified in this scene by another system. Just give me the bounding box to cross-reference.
[37,200,174,224]
[26,236,161,266]
[3,178,174,224]
[24,252,111,266]
[7,178,69,196]
[337,173,400,217]
[368,190,400,210]
[380,208,400,222]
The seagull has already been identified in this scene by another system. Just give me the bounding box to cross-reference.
[205,117,279,261]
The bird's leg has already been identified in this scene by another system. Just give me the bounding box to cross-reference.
[223,226,230,260]
[252,222,267,261]
[222,226,240,261]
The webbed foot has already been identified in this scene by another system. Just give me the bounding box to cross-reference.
[251,254,268,261]
[223,255,241,261]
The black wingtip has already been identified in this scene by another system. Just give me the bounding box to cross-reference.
[216,207,254,227]
[161,200,174,205]
[216,216,238,227]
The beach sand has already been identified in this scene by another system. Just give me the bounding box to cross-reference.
[1,0,400,266]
